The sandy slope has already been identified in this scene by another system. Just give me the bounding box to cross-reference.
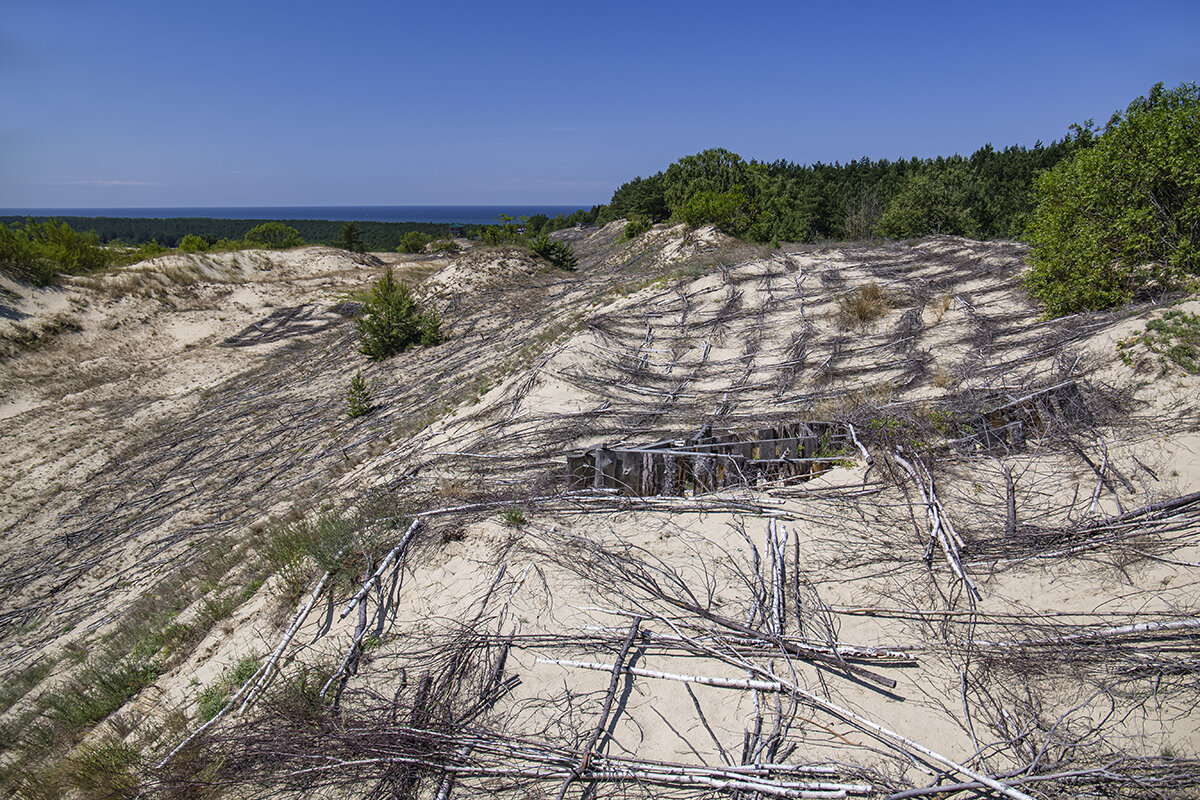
[1,229,1198,797]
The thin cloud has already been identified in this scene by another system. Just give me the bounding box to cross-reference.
[65,179,159,187]
[26,179,160,187]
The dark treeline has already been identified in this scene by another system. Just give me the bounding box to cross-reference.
[542,133,1094,244]
[0,216,451,252]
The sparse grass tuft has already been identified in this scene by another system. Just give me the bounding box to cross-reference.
[263,511,358,601]
[1118,309,1200,374]
[502,508,527,527]
[196,657,260,723]
[62,738,141,800]
[260,498,410,603]
[929,292,954,323]
[0,659,56,715]
[837,282,891,327]
[932,365,959,389]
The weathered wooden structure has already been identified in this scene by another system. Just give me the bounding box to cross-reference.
[968,380,1092,450]
[567,422,862,497]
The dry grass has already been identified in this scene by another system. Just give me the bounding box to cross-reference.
[931,365,959,388]
[837,282,891,327]
[811,379,896,417]
[929,291,954,323]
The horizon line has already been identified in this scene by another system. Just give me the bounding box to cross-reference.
[0,203,597,210]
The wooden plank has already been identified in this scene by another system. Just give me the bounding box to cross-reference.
[800,435,818,458]
[566,454,590,490]
[621,450,643,496]
[694,454,716,494]
[756,431,776,460]
[593,449,617,490]
[662,454,680,496]
[1053,381,1092,425]
[647,452,662,496]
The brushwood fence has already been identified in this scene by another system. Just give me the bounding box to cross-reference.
[566,422,863,497]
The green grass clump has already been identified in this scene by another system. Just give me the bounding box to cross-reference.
[261,499,411,602]
[623,218,651,240]
[196,657,261,723]
[1119,309,1200,373]
[0,659,56,716]
[62,738,141,799]
[30,658,160,754]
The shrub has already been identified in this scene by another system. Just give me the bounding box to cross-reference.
[357,267,443,360]
[178,234,209,253]
[263,512,358,601]
[875,164,977,239]
[529,233,578,270]
[398,231,431,254]
[244,222,303,249]
[336,222,366,253]
[0,219,114,285]
[347,371,373,418]
[1025,82,1200,315]
[429,238,460,254]
[624,218,651,240]
[502,508,526,527]
[129,240,167,261]
[480,214,525,245]
[680,188,753,235]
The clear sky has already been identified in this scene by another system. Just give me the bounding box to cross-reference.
[2,0,1197,208]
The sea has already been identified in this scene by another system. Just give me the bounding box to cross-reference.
[0,205,592,225]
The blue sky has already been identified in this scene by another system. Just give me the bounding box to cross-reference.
[2,0,1197,208]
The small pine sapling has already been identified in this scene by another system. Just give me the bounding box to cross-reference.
[347,372,373,418]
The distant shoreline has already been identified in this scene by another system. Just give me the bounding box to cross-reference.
[0,205,592,226]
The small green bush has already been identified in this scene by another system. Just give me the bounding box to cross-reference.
[357,267,443,361]
[347,371,373,418]
[530,233,578,270]
[178,234,209,253]
[502,508,526,527]
[398,231,431,254]
[0,219,114,286]
[263,512,357,600]
[1025,82,1200,315]
[429,238,460,254]
[129,240,167,261]
[244,222,303,249]
[196,657,260,723]
[624,218,651,240]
